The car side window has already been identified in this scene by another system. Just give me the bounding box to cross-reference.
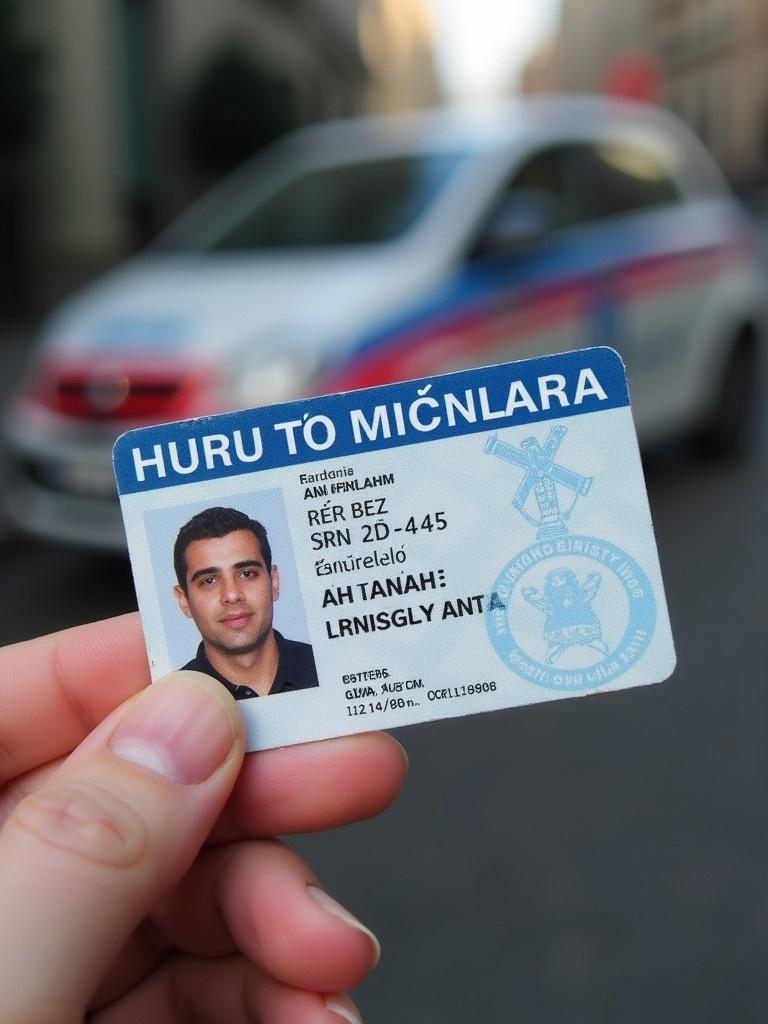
[507,146,566,203]
[498,146,575,228]
[561,140,682,223]
[471,136,683,260]
[499,138,682,228]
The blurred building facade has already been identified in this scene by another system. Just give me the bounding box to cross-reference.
[521,0,768,190]
[358,0,441,113]
[13,0,440,301]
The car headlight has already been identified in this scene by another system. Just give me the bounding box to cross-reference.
[223,351,321,409]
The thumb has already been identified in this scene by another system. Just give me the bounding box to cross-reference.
[0,671,244,1023]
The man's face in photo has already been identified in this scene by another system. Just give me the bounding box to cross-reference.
[174,529,280,657]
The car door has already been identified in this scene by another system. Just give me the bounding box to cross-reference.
[313,141,618,392]
[436,142,618,373]
[313,133,695,413]
[553,135,697,434]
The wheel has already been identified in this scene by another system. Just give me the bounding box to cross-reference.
[694,332,760,459]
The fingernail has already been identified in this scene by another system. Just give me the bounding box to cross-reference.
[308,885,381,966]
[110,675,237,784]
[324,995,362,1024]
[393,736,409,770]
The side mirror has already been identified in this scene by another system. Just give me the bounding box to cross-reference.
[474,189,566,257]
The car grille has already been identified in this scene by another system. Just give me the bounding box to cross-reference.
[22,457,118,500]
[52,374,182,420]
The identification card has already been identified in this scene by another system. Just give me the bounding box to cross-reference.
[114,347,675,751]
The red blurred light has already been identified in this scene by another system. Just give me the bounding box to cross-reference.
[22,357,218,423]
[602,53,663,104]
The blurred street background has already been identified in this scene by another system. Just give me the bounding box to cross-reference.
[2,1,768,1021]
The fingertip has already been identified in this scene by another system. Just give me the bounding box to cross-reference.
[307,885,380,968]
[223,729,406,838]
[216,842,377,993]
[342,730,410,811]
[324,993,363,1024]
[154,671,243,731]
[109,672,244,785]
[306,730,409,792]
[385,732,409,773]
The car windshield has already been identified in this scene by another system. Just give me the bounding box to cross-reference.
[156,150,468,252]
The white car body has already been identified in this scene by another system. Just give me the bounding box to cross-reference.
[4,96,764,548]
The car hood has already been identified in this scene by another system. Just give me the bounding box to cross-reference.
[39,251,433,365]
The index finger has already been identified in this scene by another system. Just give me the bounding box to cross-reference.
[0,613,150,784]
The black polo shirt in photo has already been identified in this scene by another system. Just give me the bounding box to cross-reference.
[181,629,319,700]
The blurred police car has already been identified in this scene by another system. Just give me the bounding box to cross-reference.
[4,96,764,549]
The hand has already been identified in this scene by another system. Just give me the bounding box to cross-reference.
[0,613,407,1023]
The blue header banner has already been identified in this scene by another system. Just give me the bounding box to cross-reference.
[114,347,629,495]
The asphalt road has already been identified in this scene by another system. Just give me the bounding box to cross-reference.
[295,421,768,1024]
[1,262,767,1022]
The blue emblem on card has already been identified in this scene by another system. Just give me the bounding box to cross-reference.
[484,426,656,691]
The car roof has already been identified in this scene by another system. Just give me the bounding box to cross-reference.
[285,95,689,156]
[154,94,727,256]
